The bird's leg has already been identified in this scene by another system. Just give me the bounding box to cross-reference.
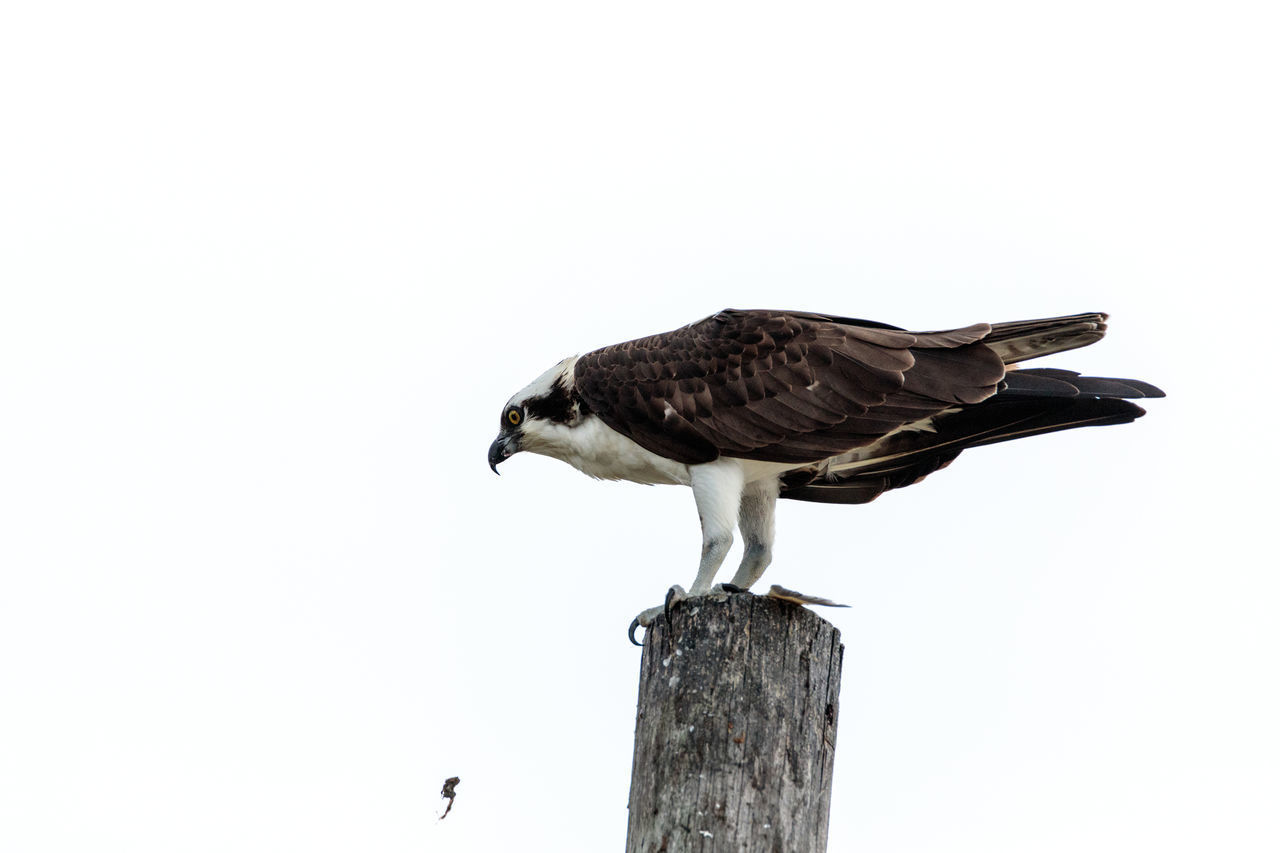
[726,479,779,591]
[628,461,745,645]
[687,460,745,595]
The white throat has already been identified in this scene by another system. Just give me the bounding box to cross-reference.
[526,414,692,485]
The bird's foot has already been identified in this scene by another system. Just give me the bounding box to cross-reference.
[627,584,759,645]
[628,585,689,646]
[627,584,845,645]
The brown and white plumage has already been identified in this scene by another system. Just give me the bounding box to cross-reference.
[488,309,1163,640]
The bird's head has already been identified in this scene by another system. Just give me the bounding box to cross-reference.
[488,356,583,473]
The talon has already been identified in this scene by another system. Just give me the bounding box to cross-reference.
[717,583,746,594]
[630,588,686,646]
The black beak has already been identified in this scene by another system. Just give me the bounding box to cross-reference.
[488,434,518,474]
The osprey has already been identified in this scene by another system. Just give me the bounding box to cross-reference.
[488,309,1162,642]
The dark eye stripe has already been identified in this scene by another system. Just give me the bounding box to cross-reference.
[522,377,579,424]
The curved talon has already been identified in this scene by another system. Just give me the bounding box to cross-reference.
[663,587,678,625]
[718,583,746,594]
[628,617,644,647]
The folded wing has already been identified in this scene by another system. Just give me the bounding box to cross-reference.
[574,308,1024,465]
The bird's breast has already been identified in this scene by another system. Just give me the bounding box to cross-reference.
[547,417,692,485]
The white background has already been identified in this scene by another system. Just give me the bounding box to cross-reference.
[2,2,1276,851]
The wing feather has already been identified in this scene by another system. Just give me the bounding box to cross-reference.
[573,309,1008,464]
[780,368,1159,503]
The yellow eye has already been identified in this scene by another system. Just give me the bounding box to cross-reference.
[507,408,522,426]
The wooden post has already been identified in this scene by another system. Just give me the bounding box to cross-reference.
[626,593,844,853]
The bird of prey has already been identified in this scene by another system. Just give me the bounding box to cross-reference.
[488,309,1162,642]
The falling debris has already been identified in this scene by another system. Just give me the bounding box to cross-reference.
[439,776,460,820]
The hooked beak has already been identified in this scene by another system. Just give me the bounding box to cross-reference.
[488,433,520,474]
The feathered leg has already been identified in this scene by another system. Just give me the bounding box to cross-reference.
[628,460,746,644]
[727,478,779,590]
[686,459,746,594]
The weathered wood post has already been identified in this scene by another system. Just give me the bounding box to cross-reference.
[626,593,844,852]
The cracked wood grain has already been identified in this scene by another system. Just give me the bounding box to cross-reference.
[626,594,843,852]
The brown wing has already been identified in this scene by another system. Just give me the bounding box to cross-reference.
[572,309,1007,465]
[779,368,1162,504]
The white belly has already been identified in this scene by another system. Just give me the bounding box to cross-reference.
[535,417,808,487]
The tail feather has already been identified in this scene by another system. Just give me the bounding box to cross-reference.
[983,312,1109,363]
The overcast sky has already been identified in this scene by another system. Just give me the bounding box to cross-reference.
[2,2,1276,851]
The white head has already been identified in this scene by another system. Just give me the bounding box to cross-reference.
[488,356,583,472]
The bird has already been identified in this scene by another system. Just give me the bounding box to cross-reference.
[487,309,1162,643]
